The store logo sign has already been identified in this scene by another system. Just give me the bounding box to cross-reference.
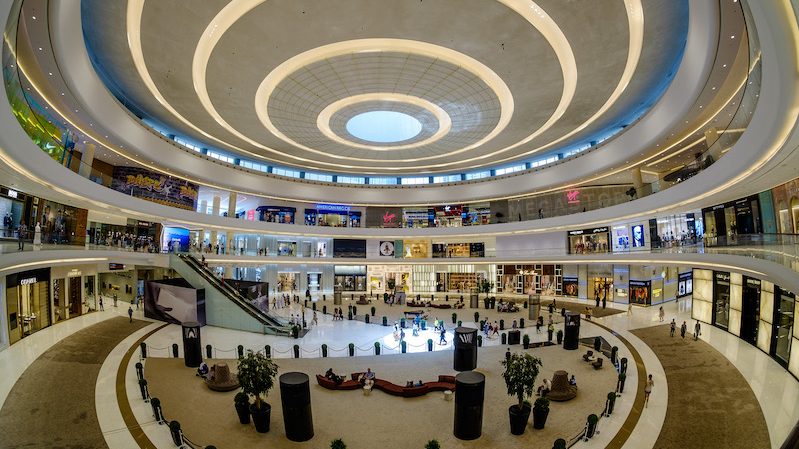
[383,211,397,224]
[566,189,580,204]
[20,277,37,285]
[7,189,18,198]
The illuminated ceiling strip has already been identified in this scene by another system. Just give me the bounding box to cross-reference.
[253,39,514,163]
[126,0,247,156]
[188,0,574,170]
[646,129,744,167]
[316,93,452,151]
[0,257,107,273]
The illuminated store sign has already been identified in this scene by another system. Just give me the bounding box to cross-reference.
[7,189,18,198]
[317,204,351,213]
[20,277,37,285]
[566,189,580,204]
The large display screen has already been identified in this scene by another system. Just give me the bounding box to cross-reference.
[333,239,367,258]
[161,226,190,253]
[111,166,198,210]
[144,279,206,325]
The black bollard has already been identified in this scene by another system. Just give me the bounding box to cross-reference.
[280,372,314,441]
[348,343,355,357]
[168,421,184,447]
[293,344,300,359]
[611,346,618,365]
[139,378,149,401]
[171,344,179,358]
[135,362,144,381]
[500,319,505,330]
[382,316,388,326]
[428,339,433,351]
[237,345,244,359]
[206,344,213,359]
[151,397,165,424]
[374,342,381,355]
[454,371,485,440]
[620,357,628,374]
[365,314,370,324]
[264,345,271,358]
[520,318,525,328]
[321,344,328,357]
[140,342,147,359]
[401,341,407,353]
[501,333,507,345]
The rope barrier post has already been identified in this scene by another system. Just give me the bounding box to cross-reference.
[400,318,406,328]
[500,319,505,330]
[135,362,144,382]
[586,414,599,439]
[501,333,507,345]
[477,335,483,347]
[474,312,480,324]
[265,345,271,358]
[293,344,300,359]
[457,320,462,327]
[321,344,328,357]
[168,421,184,447]
[151,397,165,424]
[323,305,327,315]
[620,357,628,374]
[312,302,316,311]
[365,314,370,324]
[138,378,150,402]
[370,306,376,317]
[374,342,380,355]
[520,318,525,328]
[427,339,433,352]
[171,344,179,358]
[452,312,457,324]
[553,438,567,449]
[616,373,626,394]
[401,341,407,354]
[348,311,353,321]
[237,345,244,359]
[206,344,213,360]
[605,391,616,417]
[611,346,619,365]
[348,343,355,357]
[382,316,388,326]
[140,342,147,359]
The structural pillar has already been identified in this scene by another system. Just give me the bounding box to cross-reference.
[226,231,234,254]
[78,143,95,178]
[631,166,643,191]
[199,200,208,215]
[228,192,238,218]
[211,196,221,217]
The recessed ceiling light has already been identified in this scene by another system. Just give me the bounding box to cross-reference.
[32,16,36,19]
[722,64,727,68]
[712,87,716,90]
[37,47,42,51]
[48,72,52,76]
[730,35,735,39]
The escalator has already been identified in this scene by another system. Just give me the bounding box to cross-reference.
[170,253,290,335]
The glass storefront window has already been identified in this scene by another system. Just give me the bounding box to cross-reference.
[774,289,795,365]
[713,272,731,330]
[6,274,51,345]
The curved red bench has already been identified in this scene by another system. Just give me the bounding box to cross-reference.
[315,373,455,397]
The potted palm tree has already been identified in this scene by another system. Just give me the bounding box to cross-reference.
[234,391,250,424]
[330,438,347,449]
[237,351,279,433]
[425,440,441,449]
[502,352,543,435]
[532,397,550,429]
[522,334,530,349]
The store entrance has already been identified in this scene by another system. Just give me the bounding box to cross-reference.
[741,278,760,345]
[277,272,297,292]
[590,277,613,303]
[307,273,321,292]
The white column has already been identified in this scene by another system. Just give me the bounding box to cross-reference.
[211,196,221,216]
[199,200,208,215]
[226,231,234,254]
[78,143,95,178]
[631,166,644,190]
[228,192,238,217]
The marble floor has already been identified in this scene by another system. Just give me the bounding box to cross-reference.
[1,293,797,448]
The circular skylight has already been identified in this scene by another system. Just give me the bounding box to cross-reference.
[345,110,423,143]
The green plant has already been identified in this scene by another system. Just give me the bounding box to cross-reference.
[234,391,249,406]
[557,330,563,338]
[425,440,441,449]
[534,397,550,412]
[522,334,530,344]
[501,352,543,409]
[237,351,279,411]
[478,279,494,298]
[330,438,346,449]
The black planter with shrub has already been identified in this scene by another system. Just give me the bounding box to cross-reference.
[522,334,530,349]
[509,402,532,435]
[237,351,278,434]
[532,397,549,429]
[556,330,563,345]
[502,353,542,436]
[234,392,251,424]
[452,312,457,324]
[371,306,376,316]
[251,403,271,432]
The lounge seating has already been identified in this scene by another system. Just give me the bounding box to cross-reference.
[582,350,594,362]
[546,370,577,402]
[204,363,240,392]
[592,358,603,370]
[403,310,425,318]
[315,372,456,397]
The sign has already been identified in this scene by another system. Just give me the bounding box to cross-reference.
[109,263,126,271]
[566,189,580,204]
[7,189,18,198]
[382,211,398,226]
[568,227,608,236]
[67,269,82,278]
[111,166,198,210]
[316,204,351,213]
[20,277,37,285]
[379,241,395,257]
[714,272,731,283]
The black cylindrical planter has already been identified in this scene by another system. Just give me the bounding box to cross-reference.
[453,327,478,371]
[563,313,581,350]
[280,372,314,442]
[454,371,485,440]
[181,321,203,368]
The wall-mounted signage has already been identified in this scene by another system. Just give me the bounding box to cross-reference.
[316,204,351,213]
[7,268,50,287]
[109,263,126,271]
[66,269,82,278]
[566,189,580,204]
[568,227,608,236]
[20,277,37,285]
[7,189,18,198]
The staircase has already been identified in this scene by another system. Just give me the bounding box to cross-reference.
[170,254,290,335]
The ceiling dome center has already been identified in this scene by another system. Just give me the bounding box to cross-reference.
[345,111,423,144]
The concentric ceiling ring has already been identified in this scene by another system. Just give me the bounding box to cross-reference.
[317,93,452,151]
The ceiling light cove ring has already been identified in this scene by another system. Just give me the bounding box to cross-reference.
[253,39,513,163]
[316,93,452,151]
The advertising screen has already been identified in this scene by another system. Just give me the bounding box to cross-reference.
[161,227,190,253]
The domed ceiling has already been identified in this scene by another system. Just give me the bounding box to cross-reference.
[82,0,688,175]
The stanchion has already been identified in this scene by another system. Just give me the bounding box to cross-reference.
[171,344,179,358]
[610,346,618,365]
[382,316,388,326]
[237,345,244,359]
[321,344,328,357]
[427,339,433,352]
[374,342,380,355]
[206,344,213,359]
[401,341,407,353]
[604,391,616,416]
[135,362,144,382]
[168,421,184,447]
[139,378,150,402]
[293,344,300,358]
[151,397,165,424]
[348,343,355,357]
[265,345,271,358]
[140,342,147,359]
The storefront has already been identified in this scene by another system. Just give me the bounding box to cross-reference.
[432,242,485,258]
[334,266,367,292]
[333,239,367,258]
[712,271,731,330]
[463,204,491,226]
[6,268,51,345]
[629,280,651,305]
[433,205,464,227]
[306,272,323,292]
[436,272,483,293]
[257,206,296,224]
[402,239,429,258]
[567,227,610,254]
[741,276,761,346]
[677,272,693,298]
[590,277,614,302]
[277,272,298,292]
[702,195,761,244]
[651,213,701,247]
[35,199,88,245]
[403,209,433,228]
[367,265,412,293]
[772,287,795,368]
[496,265,562,295]
[0,185,26,238]
[277,241,297,256]
[305,204,362,227]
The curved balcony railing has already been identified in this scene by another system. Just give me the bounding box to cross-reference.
[1,0,759,230]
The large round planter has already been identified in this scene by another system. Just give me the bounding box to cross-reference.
[532,408,549,429]
[250,403,271,433]
[235,402,250,424]
[508,404,531,435]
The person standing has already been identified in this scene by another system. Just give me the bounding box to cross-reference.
[17,221,27,251]
[128,306,133,323]
[680,321,687,339]
[694,320,701,341]
[595,291,600,308]
[644,374,654,408]
[99,297,104,311]
[670,319,676,337]
[33,222,41,247]
[312,311,318,326]
[439,327,447,345]
[547,323,554,342]
[658,306,665,322]
[627,302,633,316]
[113,293,118,307]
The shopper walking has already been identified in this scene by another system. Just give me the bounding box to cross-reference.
[670,319,676,337]
[644,374,654,408]
[439,327,447,345]
[99,297,104,311]
[694,320,701,341]
[17,221,27,251]
[128,306,133,323]
[627,303,633,316]
[658,306,665,322]
[680,321,687,339]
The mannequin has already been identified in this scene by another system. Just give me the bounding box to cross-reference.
[33,222,42,247]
